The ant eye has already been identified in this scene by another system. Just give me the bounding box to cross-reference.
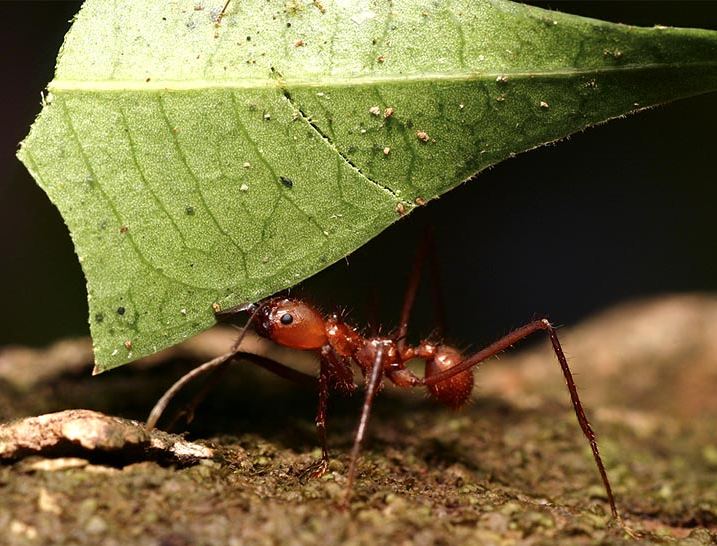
[280,313,294,325]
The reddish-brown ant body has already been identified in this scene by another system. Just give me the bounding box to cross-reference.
[166,0,623,519]
[145,0,627,526]
[147,237,619,519]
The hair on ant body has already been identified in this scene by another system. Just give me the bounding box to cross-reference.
[147,234,619,520]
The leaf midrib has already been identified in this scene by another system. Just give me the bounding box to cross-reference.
[48,62,717,92]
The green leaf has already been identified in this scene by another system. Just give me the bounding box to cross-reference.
[18,0,717,372]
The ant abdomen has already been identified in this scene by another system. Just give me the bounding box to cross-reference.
[424,346,474,409]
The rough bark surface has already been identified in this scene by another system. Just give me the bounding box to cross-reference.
[1,294,716,545]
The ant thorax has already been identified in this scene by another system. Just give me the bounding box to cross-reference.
[324,314,362,358]
[354,338,402,376]
[324,315,419,387]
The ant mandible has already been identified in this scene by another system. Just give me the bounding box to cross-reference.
[146,234,619,519]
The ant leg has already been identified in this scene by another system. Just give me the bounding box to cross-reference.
[341,344,385,508]
[147,350,238,430]
[396,236,427,351]
[165,359,232,431]
[397,227,446,349]
[316,359,331,471]
[146,351,317,430]
[301,345,358,480]
[422,319,619,520]
[147,308,261,430]
[163,351,319,431]
[397,228,444,351]
[299,352,332,480]
[216,0,232,24]
[148,303,285,429]
[426,230,446,339]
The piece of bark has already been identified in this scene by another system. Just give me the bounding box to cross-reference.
[0,409,213,465]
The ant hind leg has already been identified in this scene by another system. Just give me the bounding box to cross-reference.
[422,318,619,521]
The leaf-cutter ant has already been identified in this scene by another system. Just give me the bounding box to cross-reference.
[146,233,619,520]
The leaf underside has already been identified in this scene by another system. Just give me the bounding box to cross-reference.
[18,0,717,371]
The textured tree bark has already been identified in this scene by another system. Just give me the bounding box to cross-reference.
[0,293,715,544]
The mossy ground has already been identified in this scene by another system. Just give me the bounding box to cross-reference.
[1,295,716,545]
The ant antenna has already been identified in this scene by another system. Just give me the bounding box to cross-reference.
[145,303,262,430]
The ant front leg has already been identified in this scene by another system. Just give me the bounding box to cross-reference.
[422,319,620,520]
[299,345,342,480]
[146,351,317,430]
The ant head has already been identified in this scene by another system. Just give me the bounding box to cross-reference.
[253,298,327,350]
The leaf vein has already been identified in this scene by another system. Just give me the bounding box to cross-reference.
[156,95,250,264]
[57,98,205,291]
[228,90,330,239]
[282,88,404,203]
[118,107,212,259]
[48,61,717,93]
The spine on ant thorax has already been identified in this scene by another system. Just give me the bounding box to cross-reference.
[324,314,363,359]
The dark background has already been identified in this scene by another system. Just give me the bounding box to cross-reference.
[1,1,716,352]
